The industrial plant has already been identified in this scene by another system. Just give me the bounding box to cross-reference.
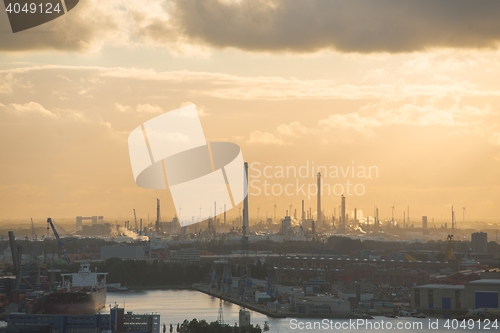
[0,164,499,332]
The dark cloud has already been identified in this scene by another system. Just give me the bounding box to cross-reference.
[2,0,500,53]
[161,0,500,53]
[0,0,120,51]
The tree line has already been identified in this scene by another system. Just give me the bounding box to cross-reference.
[88,258,270,287]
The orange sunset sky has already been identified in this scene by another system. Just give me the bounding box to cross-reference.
[1,0,499,224]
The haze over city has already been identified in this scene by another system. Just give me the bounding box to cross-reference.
[1,0,500,224]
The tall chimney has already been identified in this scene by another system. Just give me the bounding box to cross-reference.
[407,205,410,227]
[333,208,336,227]
[243,162,249,235]
[317,172,322,228]
[341,195,346,233]
[301,200,305,224]
[214,201,217,226]
[452,206,455,230]
[155,198,160,234]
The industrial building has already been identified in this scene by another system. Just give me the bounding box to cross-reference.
[411,284,465,312]
[169,248,201,262]
[76,216,103,230]
[100,244,147,260]
[411,279,500,313]
[464,279,500,310]
[3,307,160,333]
[480,269,500,279]
[255,291,272,304]
[471,232,488,254]
[290,292,350,315]
[281,216,292,240]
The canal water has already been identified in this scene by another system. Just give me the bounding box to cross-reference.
[103,289,489,333]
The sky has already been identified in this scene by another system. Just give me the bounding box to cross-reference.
[0,0,500,225]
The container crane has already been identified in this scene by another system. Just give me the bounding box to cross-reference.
[47,217,72,264]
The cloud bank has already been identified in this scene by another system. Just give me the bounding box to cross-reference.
[2,0,500,53]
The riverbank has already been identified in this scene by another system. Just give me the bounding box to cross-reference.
[195,287,286,318]
[123,284,193,291]
[194,286,373,320]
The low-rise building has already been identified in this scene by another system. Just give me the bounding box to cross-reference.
[255,292,271,304]
[464,279,500,310]
[100,244,147,260]
[290,292,350,315]
[480,269,500,280]
[411,284,465,312]
[169,248,201,262]
[4,307,160,333]
[411,279,500,313]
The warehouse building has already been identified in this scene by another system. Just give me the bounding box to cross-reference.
[100,244,147,260]
[290,292,350,315]
[411,284,465,312]
[169,248,200,262]
[464,279,500,310]
[411,279,500,313]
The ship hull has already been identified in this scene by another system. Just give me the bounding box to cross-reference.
[44,289,106,314]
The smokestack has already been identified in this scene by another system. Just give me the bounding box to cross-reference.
[301,200,305,224]
[155,198,160,234]
[354,208,357,225]
[452,206,455,230]
[317,172,322,228]
[243,162,249,235]
[407,206,410,227]
[224,204,226,225]
[140,218,143,236]
[373,206,376,226]
[341,195,346,233]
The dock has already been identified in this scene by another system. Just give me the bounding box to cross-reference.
[194,287,372,320]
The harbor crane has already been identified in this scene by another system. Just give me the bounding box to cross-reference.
[47,217,72,264]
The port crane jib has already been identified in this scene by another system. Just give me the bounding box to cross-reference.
[47,217,72,264]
